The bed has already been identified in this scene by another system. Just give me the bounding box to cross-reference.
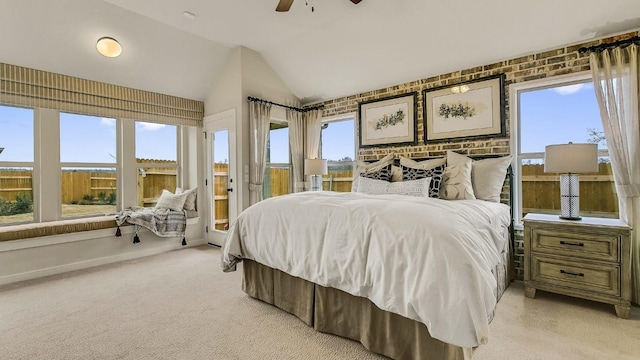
[221,153,513,360]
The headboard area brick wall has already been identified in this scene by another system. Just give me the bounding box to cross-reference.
[308,30,638,162]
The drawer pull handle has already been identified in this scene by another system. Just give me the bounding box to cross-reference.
[560,270,585,277]
[560,240,584,247]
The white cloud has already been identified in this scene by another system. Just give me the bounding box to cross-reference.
[100,118,116,126]
[138,122,167,131]
[552,84,587,95]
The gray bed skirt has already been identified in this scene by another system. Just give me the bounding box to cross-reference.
[241,228,513,360]
[242,259,501,360]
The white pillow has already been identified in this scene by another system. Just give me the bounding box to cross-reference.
[391,165,403,182]
[387,177,431,197]
[357,177,432,197]
[355,177,390,195]
[155,189,188,211]
[176,187,197,211]
[440,151,475,200]
[400,156,446,170]
[472,156,513,202]
[445,151,513,202]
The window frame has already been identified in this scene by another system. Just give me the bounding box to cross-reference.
[59,112,119,219]
[509,71,610,228]
[0,105,37,225]
[320,112,357,192]
[134,120,181,207]
[264,119,292,198]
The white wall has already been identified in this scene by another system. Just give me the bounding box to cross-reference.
[204,46,299,212]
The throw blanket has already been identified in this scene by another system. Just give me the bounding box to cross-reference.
[115,207,187,240]
[222,191,510,348]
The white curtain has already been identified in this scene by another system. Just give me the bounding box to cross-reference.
[287,109,305,192]
[304,109,323,159]
[590,44,640,304]
[249,101,272,205]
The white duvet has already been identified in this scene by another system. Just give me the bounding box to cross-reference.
[222,191,510,348]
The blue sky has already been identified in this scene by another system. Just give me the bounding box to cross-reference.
[0,107,176,163]
[520,82,605,153]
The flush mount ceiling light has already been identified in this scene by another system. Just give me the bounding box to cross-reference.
[96,37,122,58]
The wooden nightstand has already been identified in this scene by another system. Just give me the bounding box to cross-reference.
[523,213,631,318]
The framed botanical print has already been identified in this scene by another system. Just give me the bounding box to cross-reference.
[358,92,417,148]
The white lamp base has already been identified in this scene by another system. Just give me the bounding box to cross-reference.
[310,175,322,191]
[559,173,581,220]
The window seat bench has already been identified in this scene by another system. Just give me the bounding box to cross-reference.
[0,216,124,243]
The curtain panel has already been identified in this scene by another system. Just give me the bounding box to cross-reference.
[304,109,323,160]
[249,102,272,205]
[287,109,305,192]
[590,44,640,304]
[0,62,203,127]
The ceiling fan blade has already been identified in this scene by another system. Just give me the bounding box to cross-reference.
[276,0,294,12]
[350,0,363,4]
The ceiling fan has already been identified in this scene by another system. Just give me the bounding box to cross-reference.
[276,0,363,12]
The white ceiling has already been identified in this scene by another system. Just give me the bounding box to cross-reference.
[2,0,640,104]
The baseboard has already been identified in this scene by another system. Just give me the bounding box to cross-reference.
[0,237,206,286]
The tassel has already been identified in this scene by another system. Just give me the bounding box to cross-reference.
[133,234,140,244]
[182,237,187,246]
[115,226,122,237]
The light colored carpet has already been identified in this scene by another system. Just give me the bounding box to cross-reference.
[0,246,638,360]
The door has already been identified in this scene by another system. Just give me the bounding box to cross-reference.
[204,110,237,246]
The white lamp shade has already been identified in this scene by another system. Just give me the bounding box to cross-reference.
[305,159,328,175]
[544,143,598,173]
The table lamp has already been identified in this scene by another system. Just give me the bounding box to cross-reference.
[544,142,598,220]
[305,159,328,191]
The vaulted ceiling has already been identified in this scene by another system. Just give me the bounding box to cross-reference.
[1,0,639,104]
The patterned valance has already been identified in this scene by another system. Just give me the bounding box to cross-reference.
[0,62,203,127]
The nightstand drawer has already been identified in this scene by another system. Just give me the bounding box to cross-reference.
[531,228,619,262]
[530,255,620,296]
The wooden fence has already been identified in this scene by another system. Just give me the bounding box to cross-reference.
[0,162,620,223]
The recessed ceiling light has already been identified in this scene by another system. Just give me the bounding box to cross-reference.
[183,11,196,19]
[96,37,122,58]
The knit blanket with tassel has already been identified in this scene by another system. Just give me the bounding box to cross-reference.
[115,207,187,238]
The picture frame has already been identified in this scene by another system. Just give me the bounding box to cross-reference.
[358,92,417,148]
[423,74,505,142]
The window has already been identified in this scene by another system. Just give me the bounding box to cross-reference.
[135,121,179,207]
[513,74,618,225]
[264,122,290,198]
[60,113,118,218]
[320,116,355,192]
[0,105,35,224]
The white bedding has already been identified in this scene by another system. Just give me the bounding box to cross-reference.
[222,191,510,348]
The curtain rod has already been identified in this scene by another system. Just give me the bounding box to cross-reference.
[247,96,324,112]
[578,36,640,54]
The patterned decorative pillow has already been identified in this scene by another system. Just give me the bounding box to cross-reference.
[387,177,432,197]
[355,177,391,195]
[155,189,189,211]
[176,187,197,211]
[360,164,393,182]
[401,164,446,198]
[352,153,395,191]
[357,177,432,197]
[440,162,475,200]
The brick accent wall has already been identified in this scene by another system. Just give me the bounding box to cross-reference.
[307,30,638,280]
